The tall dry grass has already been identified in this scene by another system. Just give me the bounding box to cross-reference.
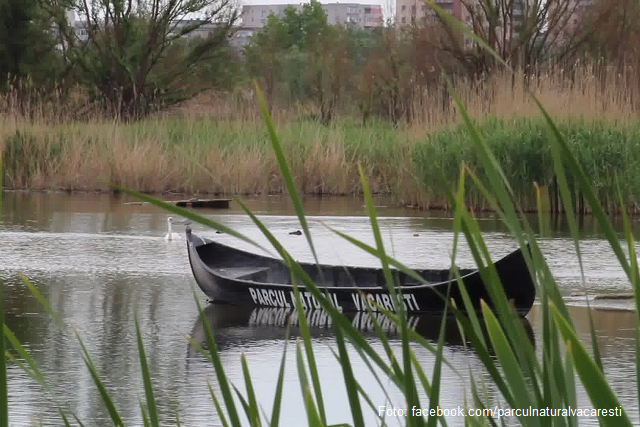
[1,64,638,210]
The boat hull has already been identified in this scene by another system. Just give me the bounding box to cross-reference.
[185,229,536,316]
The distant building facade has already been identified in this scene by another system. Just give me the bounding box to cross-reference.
[241,3,383,28]
[395,0,469,26]
[58,13,254,51]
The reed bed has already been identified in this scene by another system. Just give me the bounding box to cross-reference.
[2,65,640,212]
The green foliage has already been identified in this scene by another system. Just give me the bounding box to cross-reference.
[51,0,239,119]
[0,0,63,92]
[412,117,640,211]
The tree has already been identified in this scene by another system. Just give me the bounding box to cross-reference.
[0,0,62,92]
[428,0,607,75]
[46,0,239,119]
[244,14,290,112]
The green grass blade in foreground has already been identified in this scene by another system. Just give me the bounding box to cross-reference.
[74,329,124,426]
[19,274,63,329]
[327,344,391,425]
[0,279,7,427]
[481,301,537,426]
[564,346,577,427]
[295,340,323,427]
[193,294,242,426]
[208,381,230,427]
[288,271,327,425]
[234,198,404,387]
[432,0,634,291]
[333,321,365,427]
[550,303,631,426]
[615,182,640,414]
[426,300,449,427]
[253,81,320,268]
[114,187,275,259]
[358,166,422,427]
[451,166,486,348]
[231,383,252,418]
[135,308,159,427]
[140,399,151,427]
[240,353,261,427]
[269,322,291,427]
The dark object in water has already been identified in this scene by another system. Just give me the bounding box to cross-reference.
[185,228,536,315]
[289,230,302,235]
[167,198,231,209]
[593,293,634,301]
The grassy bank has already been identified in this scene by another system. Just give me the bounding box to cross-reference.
[2,68,640,212]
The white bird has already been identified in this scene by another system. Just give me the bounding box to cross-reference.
[164,216,190,241]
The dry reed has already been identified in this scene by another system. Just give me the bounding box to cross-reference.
[1,64,638,211]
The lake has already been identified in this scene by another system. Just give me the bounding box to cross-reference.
[0,191,637,426]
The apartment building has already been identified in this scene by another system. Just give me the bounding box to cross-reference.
[395,0,469,26]
[241,3,383,28]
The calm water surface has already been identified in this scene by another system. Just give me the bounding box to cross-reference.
[1,191,638,426]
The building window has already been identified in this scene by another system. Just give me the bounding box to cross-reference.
[422,5,427,12]
[401,5,406,11]
[401,16,406,23]
[364,7,371,14]
[411,5,416,14]
[260,18,265,23]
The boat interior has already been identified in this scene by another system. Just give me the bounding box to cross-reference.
[195,239,476,288]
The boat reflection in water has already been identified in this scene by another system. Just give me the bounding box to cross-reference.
[186,304,535,360]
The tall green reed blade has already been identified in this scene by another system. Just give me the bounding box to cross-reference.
[426,295,450,427]
[437,90,544,399]
[114,187,275,259]
[288,270,327,425]
[295,340,323,427]
[240,353,261,427]
[207,381,230,427]
[192,294,242,426]
[231,383,252,417]
[358,165,423,427]
[550,303,632,427]
[139,398,150,427]
[134,308,159,427]
[252,81,320,268]
[253,82,328,424]
[0,256,7,427]
[451,165,486,347]
[615,178,640,418]
[327,343,384,424]
[0,154,6,425]
[269,321,291,427]
[330,216,518,410]
[333,321,365,427]
[429,0,636,293]
[480,301,538,427]
[74,329,124,426]
[360,300,406,383]
[564,346,577,427]
[233,198,404,389]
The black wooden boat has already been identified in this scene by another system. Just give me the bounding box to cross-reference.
[185,227,536,315]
